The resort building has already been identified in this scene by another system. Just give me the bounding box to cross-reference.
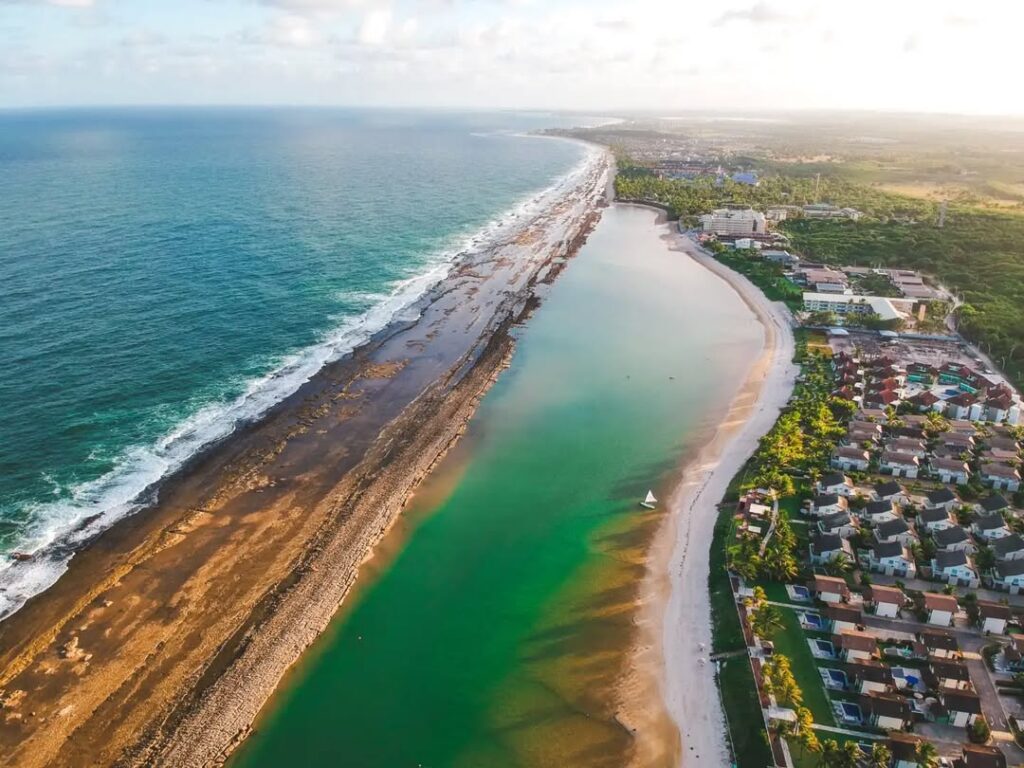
[919,506,957,533]
[809,533,854,566]
[699,207,766,236]
[934,525,974,553]
[992,534,1024,562]
[865,540,916,577]
[803,203,864,221]
[802,292,907,322]
[831,446,870,471]
[930,457,971,485]
[879,451,920,479]
[810,575,850,603]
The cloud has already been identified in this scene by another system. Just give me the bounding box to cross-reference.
[902,33,919,53]
[713,2,792,26]
[0,0,96,6]
[357,8,391,45]
[257,0,384,14]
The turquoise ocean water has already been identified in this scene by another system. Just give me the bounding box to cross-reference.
[0,108,590,617]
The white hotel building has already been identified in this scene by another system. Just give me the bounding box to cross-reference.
[699,208,767,236]
[802,292,907,322]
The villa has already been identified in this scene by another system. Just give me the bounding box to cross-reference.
[831,446,870,472]
[919,506,957,533]
[810,575,850,603]
[880,451,920,479]
[809,533,854,566]
[982,463,1021,492]
[811,493,848,517]
[865,585,906,617]
[934,525,974,553]
[861,499,900,525]
[874,517,915,546]
[992,534,1024,561]
[978,601,1011,634]
[865,540,917,577]
[816,472,854,497]
[990,560,1024,594]
[973,513,1011,541]
[923,593,959,626]
[930,457,971,485]
[931,550,979,587]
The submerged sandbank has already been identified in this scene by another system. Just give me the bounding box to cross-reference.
[0,149,610,768]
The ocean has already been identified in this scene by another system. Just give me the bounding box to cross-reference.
[0,107,592,618]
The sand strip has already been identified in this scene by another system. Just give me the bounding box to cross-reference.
[659,233,798,766]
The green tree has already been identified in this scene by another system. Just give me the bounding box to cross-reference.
[751,603,785,640]
[916,740,940,767]
[968,716,991,744]
[869,742,892,768]
[824,552,852,576]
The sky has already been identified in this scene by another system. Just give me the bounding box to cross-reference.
[3,0,1024,114]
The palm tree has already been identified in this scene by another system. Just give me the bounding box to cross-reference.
[825,552,852,576]
[915,740,940,768]
[840,741,862,768]
[818,739,841,767]
[752,603,785,640]
[869,742,891,768]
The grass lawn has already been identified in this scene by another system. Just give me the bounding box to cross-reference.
[718,656,774,768]
[769,608,837,726]
[787,734,877,768]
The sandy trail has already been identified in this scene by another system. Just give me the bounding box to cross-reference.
[659,233,798,766]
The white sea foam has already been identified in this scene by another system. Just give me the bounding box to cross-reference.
[0,140,604,620]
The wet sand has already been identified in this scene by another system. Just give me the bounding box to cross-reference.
[622,226,797,766]
[0,151,610,768]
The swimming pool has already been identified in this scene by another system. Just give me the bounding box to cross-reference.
[839,703,862,723]
[813,639,836,657]
[821,668,847,688]
[788,584,811,602]
[800,612,824,630]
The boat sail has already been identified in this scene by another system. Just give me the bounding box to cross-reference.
[640,490,657,509]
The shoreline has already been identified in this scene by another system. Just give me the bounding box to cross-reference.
[0,150,610,768]
[652,229,798,765]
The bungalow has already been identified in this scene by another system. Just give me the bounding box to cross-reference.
[981,462,1021,492]
[816,472,854,497]
[947,392,978,421]
[866,540,917,577]
[811,493,848,517]
[880,450,920,479]
[986,394,1015,425]
[948,419,978,435]
[908,390,942,412]
[930,457,972,485]
[925,487,960,513]
[988,436,1020,454]
[858,408,888,421]
[931,550,979,587]
[889,438,927,458]
[850,419,883,438]
[864,391,900,410]
[919,628,960,658]
[978,601,1011,634]
[933,525,974,553]
[982,446,1019,463]
[941,687,982,727]
[809,533,854,566]
[923,593,959,626]
[906,362,937,383]
[865,584,906,617]
[926,658,972,691]
[832,446,870,472]
[845,659,894,694]
[919,505,957,533]
[810,575,850,604]
[823,603,862,634]
[846,426,881,446]
[957,744,1008,768]
[990,559,1024,594]
[973,513,1011,541]
[942,431,977,449]
[819,511,858,539]
[975,494,1009,516]
[889,733,926,768]
[861,499,900,525]
[992,533,1024,561]
[835,630,878,662]
[874,480,906,504]
[874,517,916,546]
[860,691,912,730]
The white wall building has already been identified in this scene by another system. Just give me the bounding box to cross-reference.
[699,207,766,236]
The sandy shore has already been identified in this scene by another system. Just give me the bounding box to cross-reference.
[0,150,610,768]
[657,232,798,765]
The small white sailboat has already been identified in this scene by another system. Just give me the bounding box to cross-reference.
[640,490,657,509]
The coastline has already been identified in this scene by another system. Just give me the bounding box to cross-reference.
[0,150,610,768]
[649,229,797,765]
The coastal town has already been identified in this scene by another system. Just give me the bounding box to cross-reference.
[685,191,1024,766]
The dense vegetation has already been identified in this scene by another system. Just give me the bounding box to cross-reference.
[615,166,1024,387]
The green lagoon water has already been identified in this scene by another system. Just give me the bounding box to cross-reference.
[232,205,763,768]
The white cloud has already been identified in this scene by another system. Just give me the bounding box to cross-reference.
[357,8,391,45]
